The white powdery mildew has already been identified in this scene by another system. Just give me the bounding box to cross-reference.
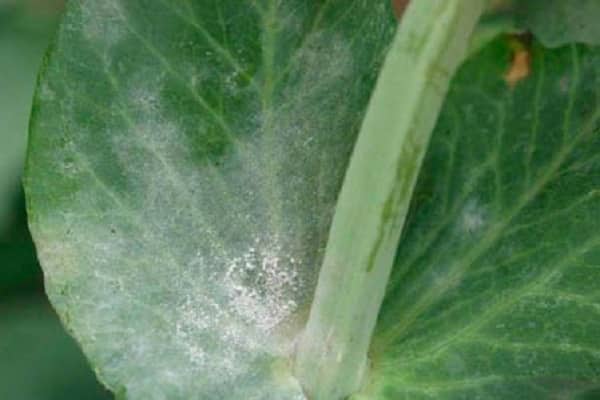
[222,70,243,96]
[129,87,161,114]
[169,234,304,386]
[287,31,354,103]
[224,235,302,333]
[34,227,81,285]
[71,104,310,395]
[459,198,487,234]
[174,294,216,368]
[40,3,382,398]
[109,82,206,209]
[53,89,314,399]
[133,119,180,155]
[126,67,166,112]
[78,0,126,50]
[184,62,213,90]
[39,82,56,102]
[46,213,308,397]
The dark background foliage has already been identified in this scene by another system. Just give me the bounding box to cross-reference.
[0,1,111,398]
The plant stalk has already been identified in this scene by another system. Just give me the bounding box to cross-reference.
[294,1,487,399]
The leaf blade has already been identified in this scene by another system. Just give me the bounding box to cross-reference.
[364,40,600,400]
[25,1,396,398]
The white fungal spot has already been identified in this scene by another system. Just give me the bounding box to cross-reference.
[459,199,486,234]
[39,82,56,101]
[78,1,126,50]
[224,235,302,333]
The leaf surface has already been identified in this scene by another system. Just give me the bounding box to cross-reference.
[26,1,600,399]
[362,40,600,399]
[25,1,395,398]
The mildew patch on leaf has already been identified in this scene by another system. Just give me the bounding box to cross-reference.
[26,0,396,398]
[77,1,126,51]
[458,199,487,235]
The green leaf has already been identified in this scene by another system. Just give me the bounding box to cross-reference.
[25,1,395,398]
[515,0,600,48]
[25,1,600,399]
[360,41,600,399]
[470,1,600,55]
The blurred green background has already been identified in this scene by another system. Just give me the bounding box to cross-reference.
[1,1,112,398]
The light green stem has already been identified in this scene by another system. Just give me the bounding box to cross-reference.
[294,1,487,399]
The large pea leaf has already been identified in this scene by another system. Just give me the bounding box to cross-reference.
[25,0,395,398]
[360,41,600,399]
[26,1,600,399]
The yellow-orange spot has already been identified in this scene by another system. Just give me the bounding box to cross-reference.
[392,0,410,20]
[504,48,531,88]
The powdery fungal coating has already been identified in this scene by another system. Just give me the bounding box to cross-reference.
[224,236,302,333]
[459,199,487,234]
[28,0,397,398]
[77,1,126,51]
